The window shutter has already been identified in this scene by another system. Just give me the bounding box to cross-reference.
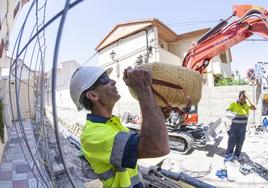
[13,2,21,19]
[21,0,29,7]
[0,39,5,58]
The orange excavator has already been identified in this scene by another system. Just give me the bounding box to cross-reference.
[183,4,268,72]
[167,4,268,154]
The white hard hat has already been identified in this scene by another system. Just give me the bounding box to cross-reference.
[70,66,113,110]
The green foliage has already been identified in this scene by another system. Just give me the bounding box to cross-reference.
[215,75,248,86]
[0,100,4,143]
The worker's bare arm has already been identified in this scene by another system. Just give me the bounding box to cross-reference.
[245,95,256,110]
[123,66,170,158]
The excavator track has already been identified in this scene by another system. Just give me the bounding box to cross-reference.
[126,123,194,154]
[168,132,194,154]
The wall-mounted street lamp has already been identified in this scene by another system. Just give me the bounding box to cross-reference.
[135,55,143,65]
[110,50,116,60]
[110,50,120,115]
[110,50,120,78]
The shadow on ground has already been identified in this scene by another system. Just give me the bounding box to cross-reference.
[194,136,268,181]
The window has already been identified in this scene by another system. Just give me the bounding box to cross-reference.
[1,68,9,77]
[220,52,227,63]
[158,38,168,50]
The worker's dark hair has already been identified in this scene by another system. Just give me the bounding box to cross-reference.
[239,90,246,97]
[79,88,93,111]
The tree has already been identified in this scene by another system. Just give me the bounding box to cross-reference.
[214,75,248,86]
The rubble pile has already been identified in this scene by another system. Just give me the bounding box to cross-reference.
[35,119,98,187]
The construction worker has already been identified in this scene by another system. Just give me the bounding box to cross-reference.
[70,66,170,188]
[224,90,256,162]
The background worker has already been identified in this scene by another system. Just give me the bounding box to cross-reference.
[224,90,256,162]
[70,66,170,188]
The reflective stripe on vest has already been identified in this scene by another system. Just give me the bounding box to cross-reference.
[98,170,141,187]
[98,169,115,180]
[110,132,131,169]
[232,119,248,124]
[130,174,141,187]
[232,115,248,125]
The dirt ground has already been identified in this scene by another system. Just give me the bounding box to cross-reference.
[139,126,268,188]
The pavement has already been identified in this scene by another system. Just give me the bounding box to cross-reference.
[140,125,268,188]
[1,119,267,188]
[0,120,50,188]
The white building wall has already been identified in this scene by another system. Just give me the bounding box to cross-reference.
[0,57,36,121]
[56,89,77,109]
[46,60,81,108]
[45,60,85,129]
[9,59,34,80]
[159,48,181,65]
[0,79,12,128]
[55,60,81,90]
[206,62,215,86]
[99,29,155,67]
[212,61,232,77]
[152,26,160,62]
[0,0,27,161]
[0,0,23,63]
[98,28,157,116]
[9,79,35,120]
[54,89,86,125]
[169,36,198,59]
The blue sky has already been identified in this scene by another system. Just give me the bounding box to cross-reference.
[8,0,268,77]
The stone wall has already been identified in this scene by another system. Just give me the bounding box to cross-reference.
[198,85,261,126]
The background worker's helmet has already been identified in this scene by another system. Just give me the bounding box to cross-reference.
[239,90,246,97]
[69,66,113,110]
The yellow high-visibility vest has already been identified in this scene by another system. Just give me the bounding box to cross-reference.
[80,116,141,188]
[227,102,250,116]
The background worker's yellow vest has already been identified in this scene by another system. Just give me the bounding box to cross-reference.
[80,116,140,188]
[227,102,250,128]
[227,102,250,116]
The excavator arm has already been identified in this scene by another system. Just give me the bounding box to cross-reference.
[182,5,268,73]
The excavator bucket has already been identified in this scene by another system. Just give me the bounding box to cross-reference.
[205,118,222,142]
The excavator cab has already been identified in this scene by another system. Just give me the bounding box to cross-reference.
[165,107,211,154]
[184,105,198,125]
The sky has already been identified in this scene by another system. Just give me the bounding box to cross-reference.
[7,0,268,78]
